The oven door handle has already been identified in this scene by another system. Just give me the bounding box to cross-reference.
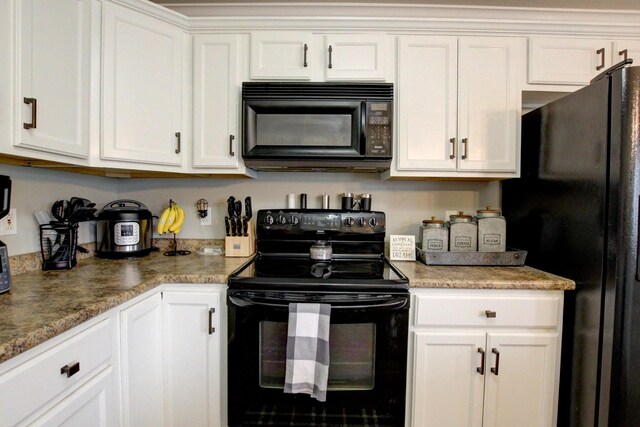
[228,294,408,310]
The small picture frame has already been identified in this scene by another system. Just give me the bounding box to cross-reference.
[389,235,416,261]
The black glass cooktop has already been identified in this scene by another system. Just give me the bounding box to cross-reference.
[228,255,409,292]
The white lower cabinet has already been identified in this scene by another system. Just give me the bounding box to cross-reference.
[0,315,118,426]
[120,292,165,427]
[407,289,563,427]
[119,285,225,427]
[163,290,223,427]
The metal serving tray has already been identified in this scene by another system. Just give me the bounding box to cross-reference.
[416,247,527,266]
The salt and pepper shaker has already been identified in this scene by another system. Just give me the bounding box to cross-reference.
[300,193,307,209]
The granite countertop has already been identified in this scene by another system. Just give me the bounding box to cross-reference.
[0,252,574,365]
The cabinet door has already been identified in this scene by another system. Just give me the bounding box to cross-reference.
[193,34,241,169]
[32,368,116,427]
[324,34,387,81]
[396,35,457,171]
[412,331,485,427]
[163,291,222,427]
[529,37,612,85]
[102,2,184,166]
[458,37,523,172]
[250,31,312,80]
[120,293,164,427]
[483,333,558,427]
[613,40,640,65]
[16,0,92,159]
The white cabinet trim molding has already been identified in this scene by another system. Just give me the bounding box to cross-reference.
[166,4,640,37]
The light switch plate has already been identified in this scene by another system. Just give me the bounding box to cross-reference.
[0,208,17,236]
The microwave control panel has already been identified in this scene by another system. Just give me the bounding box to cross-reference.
[365,101,392,158]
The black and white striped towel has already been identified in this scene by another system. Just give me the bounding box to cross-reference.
[284,303,331,402]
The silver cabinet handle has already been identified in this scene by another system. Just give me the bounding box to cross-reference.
[23,97,37,129]
[619,49,628,61]
[461,138,469,160]
[229,135,235,156]
[175,132,181,154]
[477,347,485,375]
[61,361,80,378]
[328,45,333,69]
[449,137,456,159]
[491,348,500,375]
[303,43,308,68]
[596,48,606,70]
[208,307,215,334]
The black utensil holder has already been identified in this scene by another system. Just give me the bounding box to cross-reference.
[40,223,79,270]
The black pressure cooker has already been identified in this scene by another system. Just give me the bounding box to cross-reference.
[96,199,153,258]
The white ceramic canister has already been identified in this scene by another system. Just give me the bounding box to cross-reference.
[420,217,448,252]
[448,211,478,252]
[476,206,506,252]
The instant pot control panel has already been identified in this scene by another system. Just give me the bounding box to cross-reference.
[114,222,140,245]
[257,209,386,238]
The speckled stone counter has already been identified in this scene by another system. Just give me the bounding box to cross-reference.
[395,261,575,290]
[0,253,574,365]
[0,252,250,364]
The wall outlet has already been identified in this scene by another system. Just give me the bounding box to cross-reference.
[200,208,212,226]
[0,208,17,236]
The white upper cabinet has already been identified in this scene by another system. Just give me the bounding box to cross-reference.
[250,31,312,80]
[458,37,522,172]
[613,40,640,65]
[101,2,186,167]
[15,0,93,159]
[396,36,457,171]
[528,37,613,85]
[192,34,244,170]
[324,34,387,81]
[393,35,524,178]
[250,31,388,81]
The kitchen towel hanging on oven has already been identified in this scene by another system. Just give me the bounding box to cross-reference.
[284,303,331,402]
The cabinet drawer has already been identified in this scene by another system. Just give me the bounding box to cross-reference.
[414,293,560,328]
[0,318,113,426]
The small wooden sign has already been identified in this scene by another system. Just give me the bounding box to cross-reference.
[390,235,416,261]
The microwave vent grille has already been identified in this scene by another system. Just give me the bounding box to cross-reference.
[242,82,393,100]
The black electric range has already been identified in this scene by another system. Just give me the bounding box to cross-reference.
[227,209,410,427]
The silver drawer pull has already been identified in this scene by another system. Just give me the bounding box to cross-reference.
[60,361,80,378]
[485,310,497,318]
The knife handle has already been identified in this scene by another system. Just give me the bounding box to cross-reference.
[243,216,248,236]
[244,197,252,220]
[225,216,230,236]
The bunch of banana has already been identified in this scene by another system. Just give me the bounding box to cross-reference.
[157,202,185,235]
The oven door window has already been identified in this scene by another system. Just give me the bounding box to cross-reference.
[243,100,363,158]
[259,321,376,390]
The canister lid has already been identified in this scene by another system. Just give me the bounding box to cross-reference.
[422,216,445,227]
[476,205,501,218]
[449,211,475,223]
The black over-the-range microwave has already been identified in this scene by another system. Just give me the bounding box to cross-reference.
[241,82,393,171]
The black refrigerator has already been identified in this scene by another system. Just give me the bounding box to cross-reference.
[502,62,640,426]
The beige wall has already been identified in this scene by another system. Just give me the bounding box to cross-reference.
[1,164,500,255]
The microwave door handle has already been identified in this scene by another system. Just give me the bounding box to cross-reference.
[361,101,367,153]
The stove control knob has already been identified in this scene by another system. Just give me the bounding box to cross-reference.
[369,217,378,227]
[356,217,366,227]
[263,214,274,226]
[288,215,299,226]
[343,217,354,227]
[276,214,287,226]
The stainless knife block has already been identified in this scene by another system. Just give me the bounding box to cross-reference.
[225,219,255,257]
